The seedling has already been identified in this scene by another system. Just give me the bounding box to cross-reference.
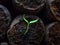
[23,15,39,35]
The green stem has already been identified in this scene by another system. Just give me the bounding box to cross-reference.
[24,23,30,35]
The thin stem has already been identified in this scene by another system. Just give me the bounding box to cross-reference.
[24,23,30,35]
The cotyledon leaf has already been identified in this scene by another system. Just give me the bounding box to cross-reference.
[23,15,39,35]
[30,19,39,24]
[23,16,29,23]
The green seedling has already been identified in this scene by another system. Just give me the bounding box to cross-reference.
[23,16,39,35]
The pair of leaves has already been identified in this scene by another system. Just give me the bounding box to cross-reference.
[23,16,39,24]
[23,16,39,35]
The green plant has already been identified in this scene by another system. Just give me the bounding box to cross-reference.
[23,15,39,35]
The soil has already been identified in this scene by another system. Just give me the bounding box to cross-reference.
[7,15,45,45]
[0,5,11,41]
[12,0,45,14]
[46,22,60,45]
[48,0,60,21]
[46,7,57,22]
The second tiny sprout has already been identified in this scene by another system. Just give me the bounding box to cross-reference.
[23,15,39,35]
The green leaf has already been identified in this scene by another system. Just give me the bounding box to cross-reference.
[23,16,29,23]
[30,19,39,24]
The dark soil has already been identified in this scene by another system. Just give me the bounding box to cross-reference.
[46,22,60,45]
[49,0,60,21]
[16,0,44,8]
[12,0,45,14]
[7,15,45,45]
[0,5,11,42]
[46,7,57,22]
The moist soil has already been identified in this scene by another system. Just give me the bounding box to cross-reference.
[7,15,45,45]
[46,22,60,45]
[49,0,60,21]
[12,0,45,14]
[0,5,11,42]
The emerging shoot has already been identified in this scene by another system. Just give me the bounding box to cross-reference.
[23,15,39,35]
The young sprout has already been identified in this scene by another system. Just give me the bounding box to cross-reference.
[23,15,39,35]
